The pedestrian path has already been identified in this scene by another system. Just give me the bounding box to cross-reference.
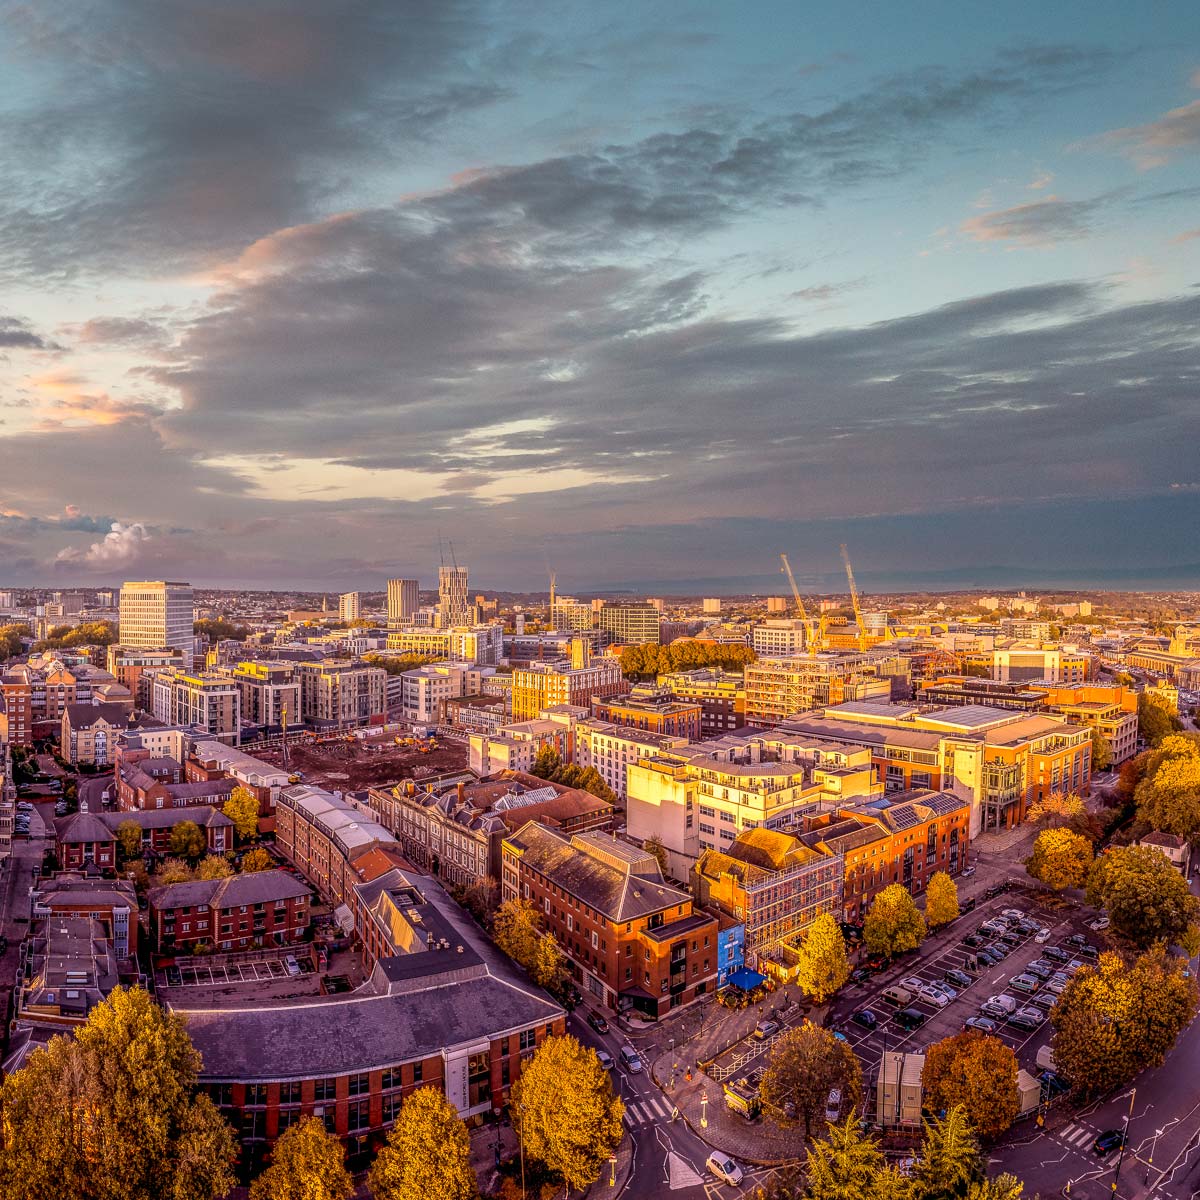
[1056,1122,1096,1148]
[623,1093,674,1127]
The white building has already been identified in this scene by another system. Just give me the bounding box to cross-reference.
[386,578,419,626]
[118,581,194,654]
[338,592,362,622]
[751,620,808,656]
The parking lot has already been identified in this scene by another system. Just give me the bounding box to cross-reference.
[829,885,1103,1088]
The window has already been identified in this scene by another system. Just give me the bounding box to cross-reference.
[381,1067,401,1091]
[246,1084,267,1107]
[348,1072,369,1096]
[519,1028,538,1053]
[382,1092,403,1123]
[347,1100,370,1132]
[279,1081,302,1105]
[314,1078,337,1102]
[412,1061,423,1083]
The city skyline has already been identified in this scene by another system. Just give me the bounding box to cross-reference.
[2,3,1199,589]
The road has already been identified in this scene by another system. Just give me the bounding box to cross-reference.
[0,801,50,1042]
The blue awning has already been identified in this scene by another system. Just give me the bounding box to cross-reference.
[725,967,767,991]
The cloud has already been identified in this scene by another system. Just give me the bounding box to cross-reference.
[1027,169,1054,190]
[960,195,1105,245]
[0,314,51,349]
[1171,228,1200,244]
[1098,98,1200,168]
[55,521,151,568]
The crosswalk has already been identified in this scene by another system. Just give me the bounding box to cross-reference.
[623,1093,674,1126]
[1058,1122,1096,1148]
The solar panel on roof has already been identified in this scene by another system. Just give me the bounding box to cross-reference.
[886,804,922,831]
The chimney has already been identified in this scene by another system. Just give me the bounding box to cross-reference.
[457,781,466,806]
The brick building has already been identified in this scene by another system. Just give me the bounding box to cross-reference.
[148,871,311,952]
[592,689,702,741]
[54,806,234,869]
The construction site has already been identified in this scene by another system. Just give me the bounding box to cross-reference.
[256,730,468,792]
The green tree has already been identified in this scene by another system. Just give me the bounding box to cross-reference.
[193,617,249,642]
[158,857,194,885]
[1086,844,1200,951]
[1051,946,1198,1097]
[511,1036,624,1193]
[168,820,207,863]
[1090,726,1113,772]
[925,872,960,928]
[530,932,569,994]
[1139,692,1184,748]
[920,1032,1019,1140]
[240,847,275,873]
[1025,828,1093,891]
[804,1116,907,1200]
[910,1106,984,1200]
[362,652,440,675]
[0,986,236,1200]
[196,854,234,880]
[223,786,260,841]
[1134,735,1200,840]
[249,1116,353,1200]
[793,913,851,1003]
[643,835,669,876]
[863,884,926,959]
[116,819,144,860]
[759,1022,862,1140]
[530,745,563,781]
[493,897,543,970]
[370,1087,477,1200]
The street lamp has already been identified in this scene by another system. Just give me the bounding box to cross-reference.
[700,1092,709,1128]
[609,1154,618,1186]
[1111,1087,1136,1194]
[492,1107,502,1170]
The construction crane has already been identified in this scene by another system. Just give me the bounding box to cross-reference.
[839,543,868,651]
[780,553,821,651]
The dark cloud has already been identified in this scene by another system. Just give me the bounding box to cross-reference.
[0,314,50,349]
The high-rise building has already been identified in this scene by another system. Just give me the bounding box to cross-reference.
[338,592,361,623]
[702,598,722,615]
[118,581,194,654]
[596,603,660,646]
[387,579,420,627]
[438,566,470,629]
[551,598,594,633]
[766,596,788,613]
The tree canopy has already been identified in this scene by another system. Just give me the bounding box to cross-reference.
[511,1036,624,1193]
[0,986,236,1200]
[32,620,118,652]
[249,1116,353,1200]
[115,819,144,860]
[1134,734,1200,841]
[921,1032,1019,1140]
[1086,844,1200,951]
[1025,828,1093,891]
[0,623,28,659]
[370,1087,477,1200]
[193,617,249,642]
[863,884,926,959]
[157,857,195,886]
[1024,790,1087,827]
[168,820,207,862]
[910,1106,985,1200]
[223,786,260,841]
[528,747,617,805]
[619,640,756,679]
[1090,726,1113,771]
[240,847,275,874]
[792,913,851,1003]
[363,652,440,676]
[759,1022,862,1140]
[1139,692,1184,748]
[925,872,960,928]
[1051,946,1197,1097]
[196,854,234,880]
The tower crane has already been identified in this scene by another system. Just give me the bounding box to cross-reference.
[839,543,868,651]
[780,553,821,650]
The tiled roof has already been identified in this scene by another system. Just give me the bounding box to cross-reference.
[148,871,310,911]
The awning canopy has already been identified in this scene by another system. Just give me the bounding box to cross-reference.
[724,967,768,992]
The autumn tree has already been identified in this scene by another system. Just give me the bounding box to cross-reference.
[1024,790,1087,827]
[0,623,28,659]
[1050,946,1198,1097]
[168,820,207,862]
[371,1087,477,1200]
[967,1176,1026,1200]
[240,847,275,873]
[1139,692,1183,748]
[1086,844,1200,951]
[249,1116,353,1200]
[910,1106,984,1200]
[223,786,260,841]
[1134,734,1200,840]
[863,884,926,959]
[0,986,235,1200]
[196,854,234,880]
[1090,727,1113,772]
[530,933,570,995]
[925,872,960,928]
[759,1023,862,1140]
[793,913,851,1003]
[804,1116,908,1200]
[116,818,144,860]
[643,835,669,876]
[158,857,194,885]
[511,1036,623,1192]
[921,1032,1019,1140]
[1025,828,1093,891]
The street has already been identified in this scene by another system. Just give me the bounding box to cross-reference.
[0,800,50,1040]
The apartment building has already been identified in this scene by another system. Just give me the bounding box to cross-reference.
[296,659,387,727]
[147,872,311,952]
[657,668,746,735]
[511,657,626,721]
[592,689,702,741]
[118,580,194,653]
[151,668,241,744]
[61,702,132,766]
[751,620,809,656]
[437,565,471,629]
[501,824,719,1015]
[386,578,420,627]
[442,695,507,734]
[573,719,689,801]
[596,603,661,647]
[54,806,233,869]
[0,670,32,745]
[468,719,572,777]
[400,664,469,723]
[187,740,291,819]
[386,624,503,666]
[338,592,361,623]
[106,646,187,709]
[991,644,1092,684]
[744,652,893,726]
[550,598,595,633]
[1027,683,1139,765]
[232,661,300,728]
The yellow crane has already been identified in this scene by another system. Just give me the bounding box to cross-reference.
[839,543,869,651]
[780,553,822,650]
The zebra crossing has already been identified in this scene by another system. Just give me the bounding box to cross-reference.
[1057,1122,1097,1149]
[623,1093,674,1127]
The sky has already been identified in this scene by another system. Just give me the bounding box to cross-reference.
[1,2,1199,593]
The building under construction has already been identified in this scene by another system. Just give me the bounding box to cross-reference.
[743,650,907,726]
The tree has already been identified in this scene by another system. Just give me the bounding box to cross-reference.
[643,835,669,876]
[363,652,439,676]
[193,617,249,642]
[370,1087,477,1200]
[910,1106,984,1200]
[793,913,851,1003]
[1051,946,1198,1097]
[116,818,144,860]
[196,854,234,880]
[0,986,236,1200]
[158,857,194,886]
[804,1116,906,1200]
[168,820,207,862]
[240,847,275,873]
[966,1176,1025,1200]
[223,786,260,841]
[0,623,28,660]
[1086,844,1200,951]
[1024,790,1087,827]
[1135,735,1200,840]
[759,1022,862,1141]
[493,897,543,970]
[249,1116,353,1200]
[1090,726,1113,772]
[457,875,499,923]
[921,1032,1019,1140]
[1139,692,1183,748]
[925,872,960,928]
[511,1036,623,1192]
[530,745,563,781]
[863,884,926,959]
[1025,828,1093,892]
[530,933,569,994]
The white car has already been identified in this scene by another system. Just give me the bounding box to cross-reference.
[1089,917,1110,931]
[707,1153,744,1187]
[825,1088,842,1122]
[1001,909,1025,921]
[899,976,924,993]
[1034,928,1051,944]
[916,984,950,1008]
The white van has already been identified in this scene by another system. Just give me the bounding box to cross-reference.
[881,985,914,1007]
[987,993,1017,1014]
[1036,1045,1057,1072]
[706,1152,744,1186]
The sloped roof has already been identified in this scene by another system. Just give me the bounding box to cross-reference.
[148,871,310,911]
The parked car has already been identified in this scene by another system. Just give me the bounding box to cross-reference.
[1006,1011,1042,1032]
[620,1047,644,1073]
[1065,933,1088,947]
[986,942,1010,960]
[754,1020,780,1041]
[899,976,924,993]
[944,969,973,989]
[850,967,874,984]
[1065,959,1085,973]
[283,955,301,978]
[961,865,976,877]
[1011,1006,1045,1026]
[587,1011,609,1034]
[975,948,999,966]
[961,897,977,913]
[980,920,1007,936]
[1040,1070,1070,1096]
[596,1049,614,1071]
[1025,960,1053,980]
[707,1152,744,1186]
[851,1009,878,1030]
[1029,992,1058,1012]
[1078,943,1100,960]
[825,1088,842,1122]
[1044,946,1071,962]
[916,985,950,1008]
[1035,928,1052,944]
[1089,917,1111,932]
[984,884,1005,899]
[893,1007,926,1030]
[979,1002,1010,1021]
[962,933,986,948]
[1093,1130,1125,1156]
[964,1016,998,1034]
[1016,920,1040,935]
[1001,909,1026,921]
[999,929,1024,947]
[1047,979,1068,996]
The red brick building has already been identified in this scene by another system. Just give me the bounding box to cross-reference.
[0,671,33,746]
[54,806,234,870]
[148,871,311,952]
[501,823,719,1016]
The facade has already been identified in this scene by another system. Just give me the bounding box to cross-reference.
[751,620,809,656]
[573,720,689,801]
[232,661,301,728]
[54,806,234,869]
[991,645,1091,684]
[501,823,719,1015]
[468,719,572,777]
[657,669,746,735]
[437,566,471,629]
[744,652,893,726]
[385,624,503,666]
[106,646,186,708]
[443,695,507,734]
[596,603,661,646]
[338,592,362,623]
[117,760,236,813]
[61,702,131,766]
[400,664,470,723]
[386,578,420,627]
[592,690,703,741]
[296,659,388,726]
[511,658,626,721]
[1126,646,1200,689]
[0,670,33,745]
[118,580,194,653]
[151,668,241,744]
[187,740,291,818]
[1027,683,1139,765]
[551,598,595,633]
[148,872,311,952]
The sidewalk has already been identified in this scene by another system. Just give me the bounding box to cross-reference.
[470,1115,520,1196]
